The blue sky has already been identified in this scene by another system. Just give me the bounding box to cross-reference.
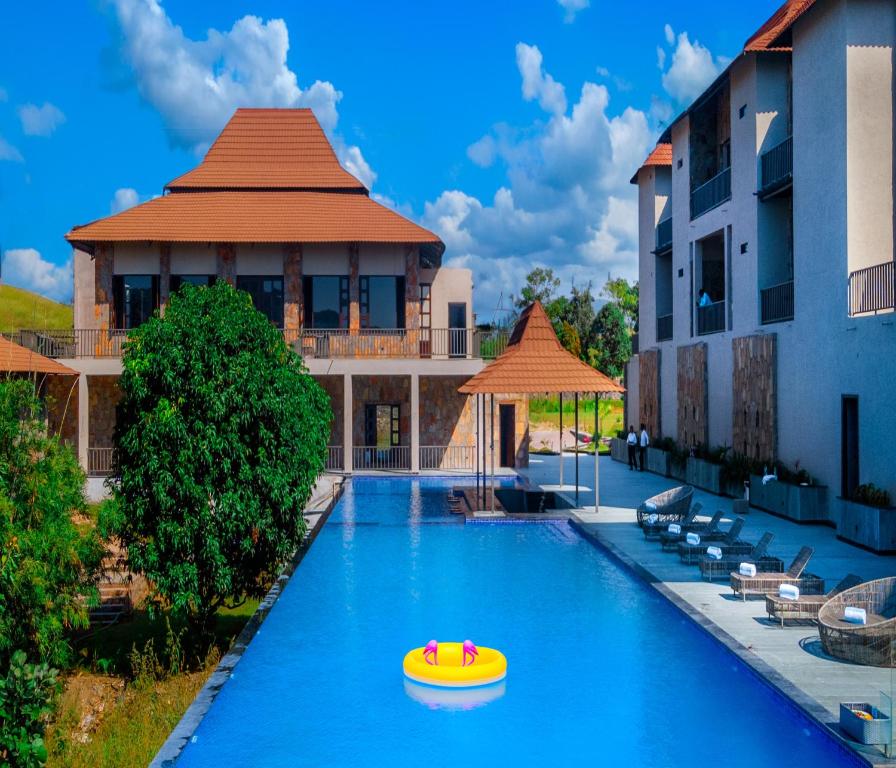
[0,0,781,317]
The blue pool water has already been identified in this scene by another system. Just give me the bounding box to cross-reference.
[177,477,860,767]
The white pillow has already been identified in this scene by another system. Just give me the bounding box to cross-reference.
[779,584,799,600]
[844,606,867,625]
[645,501,657,511]
[668,523,681,535]
[739,562,757,577]
[686,532,700,546]
[706,546,722,560]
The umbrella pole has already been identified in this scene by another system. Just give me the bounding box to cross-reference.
[490,393,495,514]
[575,392,579,506]
[475,393,480,493]
[594,392,600,513]
[559,392,564,490]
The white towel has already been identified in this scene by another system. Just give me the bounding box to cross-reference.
[739,562,757,577]
[646,513,659,525]
[668,523,682,535]
[844,606,867,625]
[686,532,700,546]
[779,583,800,600]
[706,546,723,560]
[645,501,657,511]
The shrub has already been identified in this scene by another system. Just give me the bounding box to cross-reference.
[852,484,892,509]
[0,650,60,768]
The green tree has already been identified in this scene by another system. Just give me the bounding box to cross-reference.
[0,379,103,669]
[108,282,332,635]
[0,651,60,768]
[601,277,639,331]
[557,321,582,359]
[512,267,561,311]
[588,303,632,378]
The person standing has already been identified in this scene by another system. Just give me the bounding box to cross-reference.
[626,425,638,471]
[639,423,650,471]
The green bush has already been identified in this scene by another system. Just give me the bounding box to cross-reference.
[852,484,892,509]
[0,650,60,768]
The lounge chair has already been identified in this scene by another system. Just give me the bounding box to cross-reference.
[642,502,702,540]
[765,574,863,628]
[698,532,783,582]
[819,577,896,667]
[636,485,695,528]
[678,517,746,564]
[659,509,723,551]
[729,546,825,601]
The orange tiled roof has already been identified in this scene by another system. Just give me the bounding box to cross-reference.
[166,109,366,191]
[630,143,672,184]
[65,190,442,246]
[745,0,816,52]
[459,302,625,395]
[0,335,77,375]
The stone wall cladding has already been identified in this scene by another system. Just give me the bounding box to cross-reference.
[314,375,344,445]
[732,333,777,460]
[283,244,303,332]
[94,244,113,330]
[639,349,661,438]
[216,244,236,285]
[159,243,171,311]
[348,245,360,331]
[404,246,420,331]
[352,375,410,446]
[419,376,474,448]
[677,342,708,449]
[46,376,78,448]
[89,375,122,449]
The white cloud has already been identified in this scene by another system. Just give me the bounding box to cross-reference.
[17,102,66,137]
[516,43,567,115]
[0,135,23,162]
[421,43,654,317]
[556,0,589,23]
[109,0,375,187]
[658,26,729,104]
[111,187,140,214]
[1,249,72,303]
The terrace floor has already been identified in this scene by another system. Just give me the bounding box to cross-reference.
[521,454,896,765]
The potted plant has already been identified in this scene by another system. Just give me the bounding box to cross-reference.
[840,702,892,756]
[646,436,674,477]
[685,445,726,495]
[748,459,829,523]
[838,484,896,553]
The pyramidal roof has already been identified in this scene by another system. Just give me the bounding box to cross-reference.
[459,302,625,395]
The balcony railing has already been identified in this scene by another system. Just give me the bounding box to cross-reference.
[13,327,510,361]
[352,446,411,471]
[760,280,794,324]
[655,218,673,252]
[326,446,344,471]
[849,261,895,316]
[420,445,475,471]
[88,447,114,477]
[656,314,673,342]
[697,300,727,336]
[759,136,792,198]
[690,167,731,219]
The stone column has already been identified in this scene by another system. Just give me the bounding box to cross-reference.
[343,373,353,473]
[216,244,236,286]
[410,373,420,473]
[77,373,89,473]
[348,244,360,332]
[159,243,171,313]
[405,246,420,330]
[94,244,113,330]
[283,244,303,334]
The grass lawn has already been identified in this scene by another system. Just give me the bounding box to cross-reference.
[0,284,72,332]
[529,396,623,437]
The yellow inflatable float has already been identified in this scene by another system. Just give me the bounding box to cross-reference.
[403,640,506,688]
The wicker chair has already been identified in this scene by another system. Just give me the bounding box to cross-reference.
[729,546,824,601]
[659,510,723,551]
[678,517,746,564]
[636,485,695,528]
[819,577,896,667]
[643,503,703,541]
[698,532,782,582]
[766,574,863,628]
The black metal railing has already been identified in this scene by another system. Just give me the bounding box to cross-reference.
[760,280,794,324]
[759,136,793,196]
[849,261,895,316]
[655,218,673,252]
[690,167,731,219]
[656,314,673,341]
[697,300,726,335]
[88,447,114,477]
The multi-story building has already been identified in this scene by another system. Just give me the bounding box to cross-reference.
[628,0,895,508]
[19,109,527,480]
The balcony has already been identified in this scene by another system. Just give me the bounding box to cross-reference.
[88,447,114,477]
[656,314,673,342]
[759,136,792,200]
[696,300,726,336]
[655,218,673,253]
[849,261,895,316]
[760,280,794,324]
[12,327,510,361]
[690,167,731,220]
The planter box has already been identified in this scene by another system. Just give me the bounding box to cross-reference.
[686,457,722,495]
[837,498,896,553]
[840,703,892,752]
[669,459,688,482]
[645,447,671,477]
[610,437,629,464]
[749,476,829,523]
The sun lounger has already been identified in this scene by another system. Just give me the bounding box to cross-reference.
[766,575,863,627]
[698,532,782,582]
[636,485,695,528]
[677,518,745,563]
[659,510,723,551]
[643,503,702,540]
[729,546,824,600]
[819,577,896,666]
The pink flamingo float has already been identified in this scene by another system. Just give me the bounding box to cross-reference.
[462,639,479,667]
[423,639,439,665]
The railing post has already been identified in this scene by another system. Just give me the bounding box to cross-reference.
[410,373,420,473]
[77,373,89,474]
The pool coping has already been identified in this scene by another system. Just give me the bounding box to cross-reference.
[569,515,892,768]
[149,479,345,768]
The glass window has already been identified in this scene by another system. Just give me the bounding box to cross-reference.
[419,283,431,329]
[113,275,159,329]
[303,276,348,329]
[364,404,400,447]
[360,276,406,329]
[236,276,284,326]
[171,275,215,293]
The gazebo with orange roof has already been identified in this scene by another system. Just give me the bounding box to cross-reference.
[459,301,624,512]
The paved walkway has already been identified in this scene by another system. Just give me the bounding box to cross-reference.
[524,454,896,765]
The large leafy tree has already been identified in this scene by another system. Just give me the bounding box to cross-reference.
[588,303,632,379]
[601,277,639,332]
[0,379,103,669]
[109,282,331,633]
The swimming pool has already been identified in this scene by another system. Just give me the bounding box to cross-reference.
[175,477,861,767]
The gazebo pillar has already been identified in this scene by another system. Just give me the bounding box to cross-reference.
[594,393,600,512]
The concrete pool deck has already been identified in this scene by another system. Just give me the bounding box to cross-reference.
[521,454,895,765]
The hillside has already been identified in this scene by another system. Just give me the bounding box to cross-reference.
[0,284,73,333]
